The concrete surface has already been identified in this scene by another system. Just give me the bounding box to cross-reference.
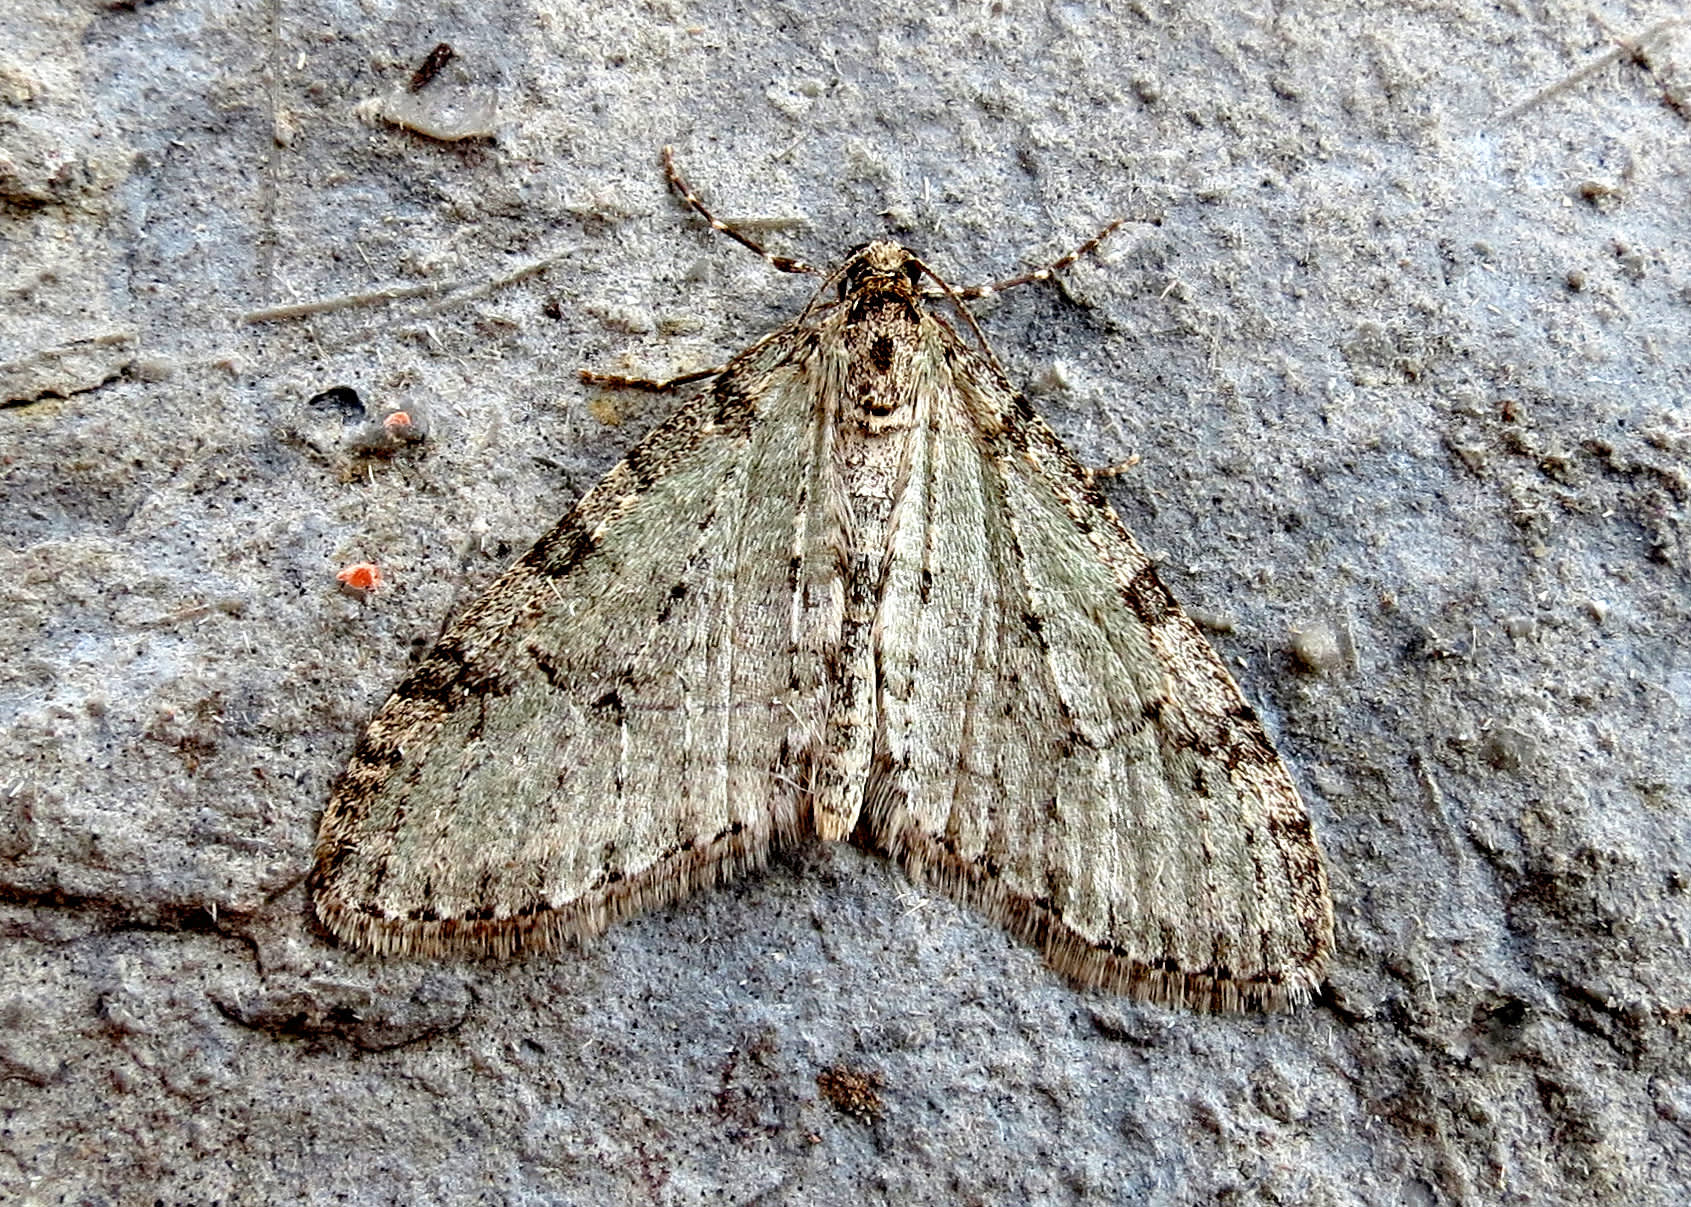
[2,1,1688,1203]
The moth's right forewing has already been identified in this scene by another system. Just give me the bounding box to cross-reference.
[312,344,829,956]
[866,329,1332,1011]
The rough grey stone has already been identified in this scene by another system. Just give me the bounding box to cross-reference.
[2,1,1688,1204]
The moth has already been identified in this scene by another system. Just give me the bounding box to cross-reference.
[311,149,1334,1011]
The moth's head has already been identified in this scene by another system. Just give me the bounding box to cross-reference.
[838,240,926,302]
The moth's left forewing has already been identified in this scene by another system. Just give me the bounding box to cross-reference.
[312,341,834,957]
[866,321,1332,1011]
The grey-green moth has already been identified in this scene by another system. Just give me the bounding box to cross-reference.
[311,149,1334,1012]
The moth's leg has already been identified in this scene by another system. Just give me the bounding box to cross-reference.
[577,364,727,392]
[942,218,1132,301]
[662,145,818,277]
[579,321,797,393]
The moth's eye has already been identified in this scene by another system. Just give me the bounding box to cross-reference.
[901,261,924,289]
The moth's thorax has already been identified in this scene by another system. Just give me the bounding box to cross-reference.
[840,301,924,429]
[831,240,935,423]
[833,285,928,555]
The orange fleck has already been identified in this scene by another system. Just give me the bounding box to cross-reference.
[336,562,383,594]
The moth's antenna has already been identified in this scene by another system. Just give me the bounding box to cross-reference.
[663,146,818,277]
[944,217,1133,302]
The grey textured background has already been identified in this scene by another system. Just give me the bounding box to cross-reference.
[3,1,1689,1203]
